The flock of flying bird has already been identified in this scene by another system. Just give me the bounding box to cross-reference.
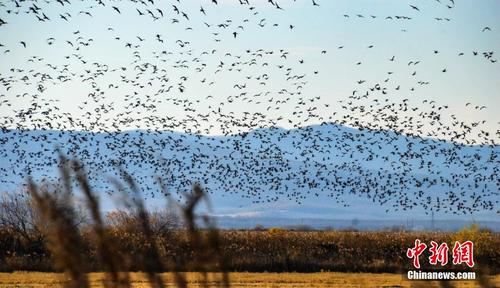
[0,0,498,215]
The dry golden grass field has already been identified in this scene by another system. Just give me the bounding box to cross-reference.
[0,272,498,288]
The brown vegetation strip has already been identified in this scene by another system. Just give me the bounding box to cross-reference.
[0,272,499,288]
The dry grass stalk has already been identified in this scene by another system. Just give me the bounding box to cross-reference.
[27,154,229,288]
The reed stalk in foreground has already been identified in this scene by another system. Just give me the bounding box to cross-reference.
[28,154,229,288]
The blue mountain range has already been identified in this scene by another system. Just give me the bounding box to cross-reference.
[1,123,498,230]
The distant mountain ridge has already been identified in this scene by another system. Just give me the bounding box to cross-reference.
[0,123,498,225]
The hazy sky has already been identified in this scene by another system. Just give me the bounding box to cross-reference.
[0,0,499,139]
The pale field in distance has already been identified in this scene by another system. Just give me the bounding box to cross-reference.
[0,272,498,288]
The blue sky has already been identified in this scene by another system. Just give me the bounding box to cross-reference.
[0,0,499,139]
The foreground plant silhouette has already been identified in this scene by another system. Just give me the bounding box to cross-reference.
[28,154,229,288]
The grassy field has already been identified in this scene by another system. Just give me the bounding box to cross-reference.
[0,272,498,288]
[3,228,498,273]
